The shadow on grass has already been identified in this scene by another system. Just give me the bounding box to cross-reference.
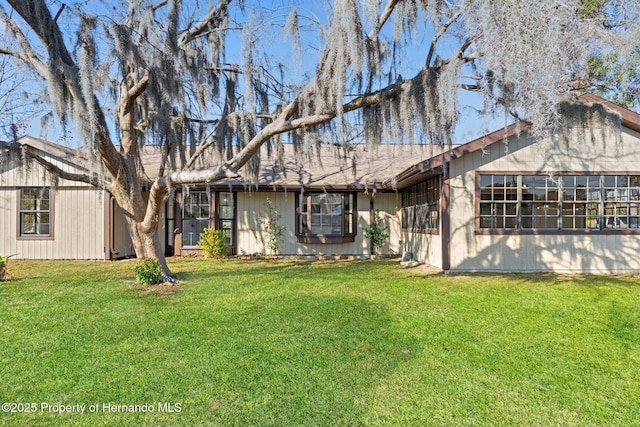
[169,259,385,284]
[194,293,419,424]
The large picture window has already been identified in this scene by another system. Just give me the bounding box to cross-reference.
[19,188,51,237]
[296,192,356,243]
[478,173,640,232]
[402,176,440,231]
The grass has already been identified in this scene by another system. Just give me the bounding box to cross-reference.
[1,259,639,426]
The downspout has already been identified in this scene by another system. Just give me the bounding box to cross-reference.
[369,189,376,256]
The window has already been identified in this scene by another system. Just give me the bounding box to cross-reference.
[217,192,235,247]
[402,176,440,231]
[561,176,600,229]
[296,192,356,242]
[181,190,236,249]
[165,197,176,256]
[182,190,210,246]
[478,173,640,231]
[19,188,51,237]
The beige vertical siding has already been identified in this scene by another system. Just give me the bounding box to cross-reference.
[1,150,106,260]
[448,125,640,272]
[402,231,443,269]
[0,186,105,260]
[235,191,295,255]
[111,201,136,259]
[372,193,403,256]
[235,191,396,256]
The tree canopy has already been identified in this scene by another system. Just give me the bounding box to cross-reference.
[1,0,638,279]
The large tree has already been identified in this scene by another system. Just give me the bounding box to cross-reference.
[0,0,638,280]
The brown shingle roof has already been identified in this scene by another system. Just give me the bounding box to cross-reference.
[141,142,453,190]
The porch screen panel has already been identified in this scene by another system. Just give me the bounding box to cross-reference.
[402,176,440,231]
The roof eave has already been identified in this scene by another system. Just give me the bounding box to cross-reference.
[579,93,640,134]
[385,122,525,190]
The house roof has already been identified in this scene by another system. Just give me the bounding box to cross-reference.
[578,93,640,133]
[17,94,636,192]
[17,135,81,162]
[143,142,453,191]
[14,134,449,191]
[387,93,640,189]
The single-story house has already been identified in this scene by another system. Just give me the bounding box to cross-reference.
[2,93,640,273]
[0,135,437,261]
[397,93,640,273]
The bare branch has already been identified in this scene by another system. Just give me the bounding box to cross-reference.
[151,0,169,12]
[372,0,399,38]
[458,84,481,91]
[0,7,47,76]
[177,0,231,46]
[183,132,217,170]
[126,73,149,106]
[53,3,66,22]
[0,142,107,188]
[427,11,463,68]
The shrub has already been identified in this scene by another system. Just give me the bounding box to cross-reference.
[259,197,286,255]
[364,209,389,255]
[0,254,16,281]
[134,258,164,285]
[197,228,229,258]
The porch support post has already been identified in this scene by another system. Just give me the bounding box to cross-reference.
[103,191,113,261]
[441,169,451,272]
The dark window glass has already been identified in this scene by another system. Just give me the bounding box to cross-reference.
[402,176,440,231]
[20,188,51,236]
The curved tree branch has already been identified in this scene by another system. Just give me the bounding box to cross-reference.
[0,141,107,188]
[426,11,463,68]
[177,0,232,46]
[0,7,47,76]
[6,0,124,184]
[372,0,399,38]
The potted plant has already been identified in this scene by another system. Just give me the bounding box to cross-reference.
[0,254,16,281]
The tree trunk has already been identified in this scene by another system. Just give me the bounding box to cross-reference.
[126,216,174,282]
[112,180,175,283]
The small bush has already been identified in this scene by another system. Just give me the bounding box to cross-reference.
[0,254,16,281]
[197,228,229,258]
[259,197,286,255]
[134,258,163,285]
[364,209,390,255]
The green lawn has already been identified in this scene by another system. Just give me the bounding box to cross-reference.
[1,259,639,426]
